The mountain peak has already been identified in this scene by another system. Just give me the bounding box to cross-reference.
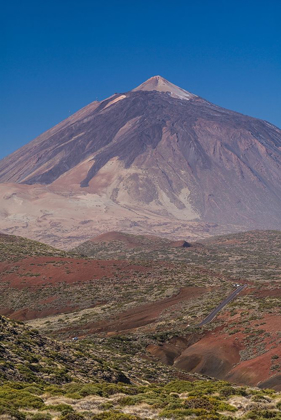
[132,75,196,100]
[1,75,281,247]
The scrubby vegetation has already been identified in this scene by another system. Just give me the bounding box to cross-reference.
[0,234,68,262]
[1,230,281,419]
[1,315,281,418]
[0,379,280,419]
[73,230,281,284]
[0,316,127,384]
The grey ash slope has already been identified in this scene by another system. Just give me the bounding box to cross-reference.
[1,75,281,232]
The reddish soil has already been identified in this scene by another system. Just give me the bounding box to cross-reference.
[155,311,281,389]
[144,302,281,389]
[174,333,242,379]
[5,306,79,321]
[226,348,278,388]
[0,257,151,289]
[254,288,281,298]
[0,256,159,320]
[147,335,201,365]
[61,286,206,335]
[256,314,281,333]
[146,322,281,389]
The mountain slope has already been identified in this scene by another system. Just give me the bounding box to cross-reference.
[0,76,281,247]
[0,315,128,384]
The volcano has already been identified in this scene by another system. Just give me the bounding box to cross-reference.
[0,76,281,248]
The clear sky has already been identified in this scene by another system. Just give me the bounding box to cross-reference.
[1,0,281,160]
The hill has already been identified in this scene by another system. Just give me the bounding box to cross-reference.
[1,231,280,390]
[0,76,281,247]
[0,315,127,384]
[73,231,191,258]
[0,233,168,321]
[73,230,281,284]
[0,233,68,262]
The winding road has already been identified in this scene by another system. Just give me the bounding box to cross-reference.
[196,284,247,327]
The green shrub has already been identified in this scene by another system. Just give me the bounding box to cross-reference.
[60,414,85,420]
[184,396,214,410]
[219,385,236,397]
[42,404,74,413]
[23,385,44,395]
[79,384,103,397]
[243,410,281,419]
[158,408,196,418]
[163,380,194,394]
[0,406,26,420]
[0,387,44,409]
[88,413,141,420]
[45,385,65,396]
[32,413,52,420]
[117,396,137,406]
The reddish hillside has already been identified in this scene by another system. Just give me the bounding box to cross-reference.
[51,282,281,390]
[74,231,191,256]
[0,255,156,320]
[1,231,280,390]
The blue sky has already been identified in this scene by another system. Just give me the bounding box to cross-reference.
[1,0,281,159]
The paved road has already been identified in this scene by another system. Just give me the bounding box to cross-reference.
[196,284,247,327]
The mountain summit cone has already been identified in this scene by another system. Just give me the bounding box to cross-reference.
[133,75,196,100]
[0,76,281,247]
